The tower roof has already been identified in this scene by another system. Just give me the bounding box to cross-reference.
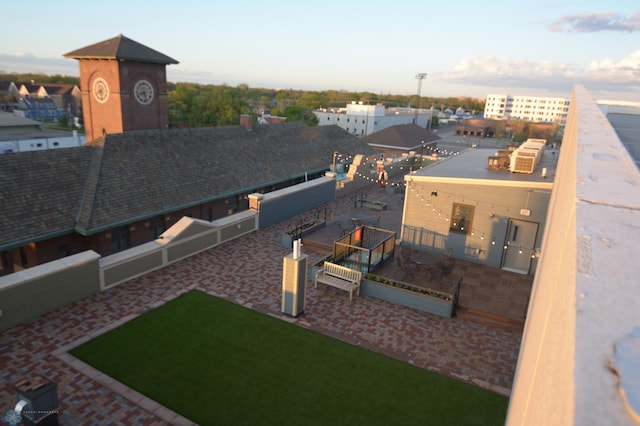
[64,34,179,65]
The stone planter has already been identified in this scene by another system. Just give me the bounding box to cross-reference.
[279,220,326,248]
[358,200,387,210]
[361,276,454,318]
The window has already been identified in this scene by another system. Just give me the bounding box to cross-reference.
[110,225,131,253]
[450,203,475,235]
[149,217,164,239]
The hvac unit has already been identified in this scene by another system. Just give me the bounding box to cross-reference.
[509,139,546,173]
[521,140,545,163]
[510,152,536,173]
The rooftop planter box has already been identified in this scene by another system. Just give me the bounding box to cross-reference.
[357,200,387,211]
[362,274,454,318]
[279,220,326,248]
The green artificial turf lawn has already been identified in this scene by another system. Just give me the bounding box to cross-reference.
[71,290,508,425]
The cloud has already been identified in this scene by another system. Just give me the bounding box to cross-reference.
[439,50,640,95]
[585,50,640,83]
[0,53,78,76]
[548,12,640,33]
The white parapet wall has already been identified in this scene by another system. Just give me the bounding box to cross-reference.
[0,251,101,331]
[507,85,640,425]
[100,211,258,289]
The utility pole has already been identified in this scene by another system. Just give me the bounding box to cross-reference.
[415,73,427,124]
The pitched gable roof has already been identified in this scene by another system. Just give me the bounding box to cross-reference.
[362,123,441,150]
[38,83,77,96]
[0,147,94,248]
[0,123,375,248]
[0,81,15,92]
[64,34,179,65]
[18,83,38,95]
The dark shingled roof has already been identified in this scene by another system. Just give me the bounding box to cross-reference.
[362,123,441,150]
[0,147,94,247]
[0,123,375,249]
[64,34,179,65]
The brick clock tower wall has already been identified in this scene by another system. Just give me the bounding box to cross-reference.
[79,60,125,142]
[65,35,178,143]
[119,62,169,132]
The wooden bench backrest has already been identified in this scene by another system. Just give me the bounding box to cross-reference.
[323,261,362,282]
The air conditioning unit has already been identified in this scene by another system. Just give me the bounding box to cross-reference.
[510,152,536,173]
[509,139,546,173]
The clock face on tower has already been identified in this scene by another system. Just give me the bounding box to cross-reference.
[92,77,109,103]
[134,79,155,105]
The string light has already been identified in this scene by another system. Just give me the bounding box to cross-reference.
[406,182,543,255]
[333,150,542,257]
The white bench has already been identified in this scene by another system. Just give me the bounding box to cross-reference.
[314,261,362,301]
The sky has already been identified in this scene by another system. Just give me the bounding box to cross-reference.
[1,0,639,102]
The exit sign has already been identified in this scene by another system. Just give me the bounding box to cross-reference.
[520,209,531,216]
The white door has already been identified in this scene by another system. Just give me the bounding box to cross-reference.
[502,219,538,274]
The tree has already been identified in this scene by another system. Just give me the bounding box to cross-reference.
[57,116,70,129]
[278,106,318,126]
[295,92,328,109]
[167,83,250,127]
[4,72,489,129]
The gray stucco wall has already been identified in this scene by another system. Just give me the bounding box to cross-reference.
[103,250,164,287]
[256,177,336,228]
[402,180,551,272]
[0,251,101,331]
[220,216,255,242]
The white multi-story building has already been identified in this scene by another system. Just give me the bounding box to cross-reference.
[484,94,570,125]
[315,101,432,136]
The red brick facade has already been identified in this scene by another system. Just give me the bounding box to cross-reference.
[78,60,169,142]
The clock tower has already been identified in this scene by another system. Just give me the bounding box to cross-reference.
[64,34,179,142]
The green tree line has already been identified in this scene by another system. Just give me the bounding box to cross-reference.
[2,73,485,128]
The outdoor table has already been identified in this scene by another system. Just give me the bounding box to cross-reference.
[350,214,371,226]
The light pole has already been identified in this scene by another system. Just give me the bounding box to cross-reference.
[428,105,434,131]
[414,73,427,124]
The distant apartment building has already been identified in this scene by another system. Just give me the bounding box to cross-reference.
[315,102,433,137]
[484,94,570,125]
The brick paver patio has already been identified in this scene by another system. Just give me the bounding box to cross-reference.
[0,178,528,425]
